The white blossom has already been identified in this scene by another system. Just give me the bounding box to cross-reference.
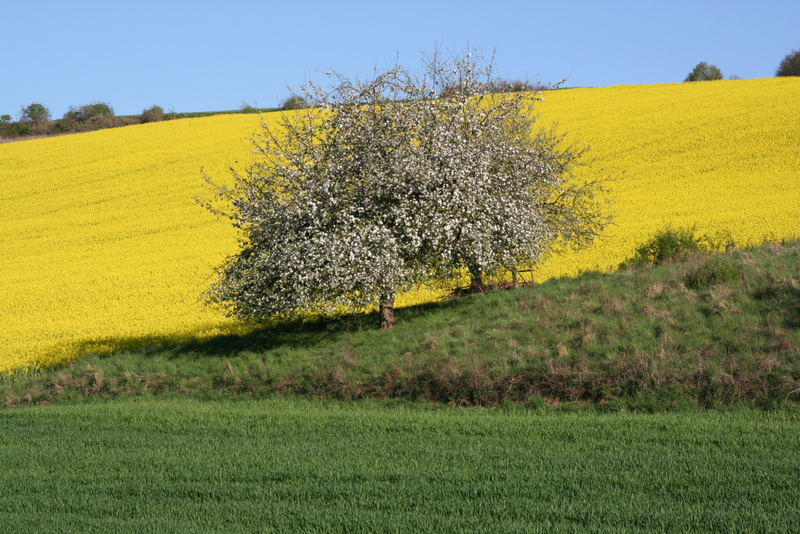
[202,51,609,325]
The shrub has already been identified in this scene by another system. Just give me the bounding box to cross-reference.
[63,102,115,122]
[685,256,742,289]
[441,77,548,98]
[621,227,736,269]
[5,122,32,137]
[684,62,723,82]
[622,228,703,268]
[84,114,117,130]
[54,119,76,133]
[487,78,547,93]
[141,105,165,123]
[776,49,800,77]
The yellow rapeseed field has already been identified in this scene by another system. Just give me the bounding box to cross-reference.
[1,78,798,372]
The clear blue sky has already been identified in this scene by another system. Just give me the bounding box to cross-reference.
[3,0,798,118]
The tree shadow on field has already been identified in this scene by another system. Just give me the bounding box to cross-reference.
[68,295,478,362]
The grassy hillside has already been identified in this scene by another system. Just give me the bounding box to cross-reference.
[3,240,798,409]
[1,398,798,533]
[1,77,798,372]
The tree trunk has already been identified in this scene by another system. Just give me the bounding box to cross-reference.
[511,267,519,289]
[469,265,485,293]
[379,295,396,329]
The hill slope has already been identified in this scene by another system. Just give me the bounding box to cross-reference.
[1,78,798,372]
[3,240,798,408]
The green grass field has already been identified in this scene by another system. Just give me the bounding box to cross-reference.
[4,239,798,409]
[1,398,798,533]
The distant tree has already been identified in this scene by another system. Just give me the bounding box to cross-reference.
[84,101,114,117]
[684,62,723,82]
[240,102,258,113]
[63,102,114,121]
[487,78,548,93]
[59,102,117,132]
[440,77,549,98]
[141,105,165,123]
[62,107,79,120]
[776,49,800,77]
[20,102,51,123]
[0,114,11,125]
[280,94,308,110]
[202,51,609,328]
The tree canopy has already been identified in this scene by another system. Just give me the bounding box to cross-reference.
[20,102,51,124]
[202,52,609,328]
[776,49,800,77]
[684,62,723,82]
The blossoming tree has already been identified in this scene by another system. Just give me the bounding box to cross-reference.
[203,52,609,328]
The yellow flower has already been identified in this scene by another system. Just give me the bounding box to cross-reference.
[1,77,798,372]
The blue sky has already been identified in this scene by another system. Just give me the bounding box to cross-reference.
[4,0,798,118]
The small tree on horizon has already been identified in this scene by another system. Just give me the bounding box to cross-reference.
[684,62,723,82]
[141,105,165,123]
[202,52,609,328]
[240,101,258,113]
[776,49,800,77]
[440,77,549,98]
[280,94,309,110]
[20,102,51,124]
[63,102,115,121]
